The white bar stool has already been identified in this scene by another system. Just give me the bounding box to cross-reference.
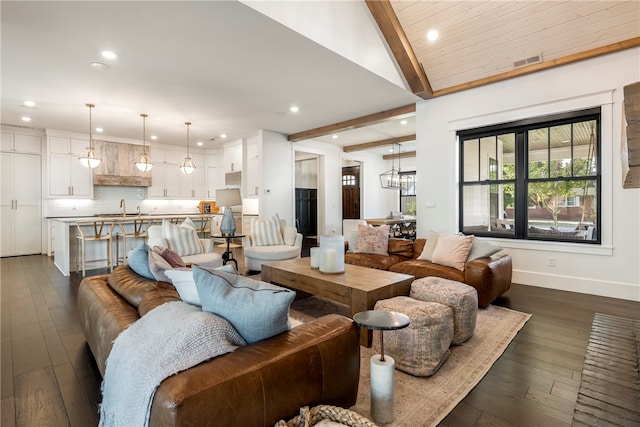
[75,220,115,277]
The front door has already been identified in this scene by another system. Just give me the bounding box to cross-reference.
[295,188,317,237]
[342,166,360,219]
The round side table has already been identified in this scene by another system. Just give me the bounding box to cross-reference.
[353,310,410,424]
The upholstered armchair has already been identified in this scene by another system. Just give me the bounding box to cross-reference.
[147,220,222,269]
[242,216,303,272]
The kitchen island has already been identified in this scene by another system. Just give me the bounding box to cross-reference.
[50,214,217,276]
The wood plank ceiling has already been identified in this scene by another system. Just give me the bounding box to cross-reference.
[296,0,640,160]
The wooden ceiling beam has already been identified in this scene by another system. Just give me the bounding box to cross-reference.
[343,134,416,152]
[383,151,416,160]
[434,37,640,97]
[365,0,433,99]
[287,104,415,142]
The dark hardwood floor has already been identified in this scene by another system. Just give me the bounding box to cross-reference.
[1,249,638,427]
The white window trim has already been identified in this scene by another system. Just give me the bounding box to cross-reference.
[450,89,614,256]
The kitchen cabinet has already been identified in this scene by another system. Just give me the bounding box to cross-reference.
[223,140,242,172]
[48,136,93,198]
[2,132,42,154]
[150,148,205,199]
[206,152,223,199]
[179,152,206,198]
[148,147,182,198]
[245,137,261,197]
[1,152,42,256]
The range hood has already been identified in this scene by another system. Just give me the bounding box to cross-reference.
[92,140,152,187]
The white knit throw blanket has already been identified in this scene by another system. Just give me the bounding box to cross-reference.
[99,301,246,427]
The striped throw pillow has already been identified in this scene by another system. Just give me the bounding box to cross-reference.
[162,219,203,256]
[251,214,284,246]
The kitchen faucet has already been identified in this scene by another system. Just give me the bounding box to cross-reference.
[120,199,126,217]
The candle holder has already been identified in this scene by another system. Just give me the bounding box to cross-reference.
[319,235,344,274]
[310,247,320,269]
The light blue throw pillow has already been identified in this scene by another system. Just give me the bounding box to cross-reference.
[127,243,154,280]
[193,266,295,344]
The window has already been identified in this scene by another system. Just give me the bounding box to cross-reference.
[342,174,356,186]
[458,108,600,243]
[400,171,416,215]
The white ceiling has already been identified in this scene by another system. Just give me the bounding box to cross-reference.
[1,1,419,152]
[3,1,637,158]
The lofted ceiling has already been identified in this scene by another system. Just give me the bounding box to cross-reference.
[2,1,639,158]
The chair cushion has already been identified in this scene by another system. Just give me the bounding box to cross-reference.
[282,226,297,246]
[162,219,203,256]
[251,214,285,246]
[193,267,295,344]
[244,245,301,261]
[181,252,223,269]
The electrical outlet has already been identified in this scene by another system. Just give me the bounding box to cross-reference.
[547,257,556,267]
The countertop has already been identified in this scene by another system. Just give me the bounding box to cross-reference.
[48,213,215,222]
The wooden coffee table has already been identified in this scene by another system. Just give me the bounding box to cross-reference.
[261,258,414,346]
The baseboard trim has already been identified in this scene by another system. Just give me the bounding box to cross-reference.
[513,269,640,302]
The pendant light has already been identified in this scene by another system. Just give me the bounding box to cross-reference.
[379,143,401,189]
[135,113,154,172]
[180,121,196,175]
[79,103,102,168]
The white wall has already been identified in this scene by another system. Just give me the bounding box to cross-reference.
[416,48,640,302]
[242,0,406,90]
[259,130,295,226]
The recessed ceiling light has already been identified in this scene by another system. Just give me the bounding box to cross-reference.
[197,141,203,147]
[21,116,31,122]
[95,127,103,133]
[427,29,439,42]
[332,134,339,139]
[400,120,408,125]
[23,100,36,108]
[220,133,227,139]
[388,147,394,153]
[150,135,158,140]
[90,61,111,71]
[101,50,117,60]
[289,106,299,113]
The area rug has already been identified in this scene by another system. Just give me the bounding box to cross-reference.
[290,297,531,427]
[572,313,640,427]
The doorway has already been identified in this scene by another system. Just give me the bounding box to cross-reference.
[294,154,318,238]
[341,164,360,219]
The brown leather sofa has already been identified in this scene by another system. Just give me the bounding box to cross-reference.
[78,266,360,427]
[345,238,512,308]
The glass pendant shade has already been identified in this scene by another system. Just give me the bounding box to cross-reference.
[135,113,153,172]
[181,121,196,175]
[80,103,101,169]
[135,152,154,172]
[180,157,196,175]
[79,147,102,169]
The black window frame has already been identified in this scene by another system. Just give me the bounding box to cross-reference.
[458,107,601,244]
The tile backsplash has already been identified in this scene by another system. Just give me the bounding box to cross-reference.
[45,186,201,218]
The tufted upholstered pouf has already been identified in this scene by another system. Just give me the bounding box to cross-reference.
[372,296,454,377]
[410,277,478,345]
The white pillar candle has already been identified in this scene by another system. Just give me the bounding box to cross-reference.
[370,354,395,424]
[310,247,320,269]
[324,248,336,271]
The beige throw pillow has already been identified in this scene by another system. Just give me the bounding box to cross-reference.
[417,230,440,261]
[354,224,389,255]
[431,233,474,271]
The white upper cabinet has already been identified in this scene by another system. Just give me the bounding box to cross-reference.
[223,140,243,172]
[1,132,42,154]
[47,136,93,198]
